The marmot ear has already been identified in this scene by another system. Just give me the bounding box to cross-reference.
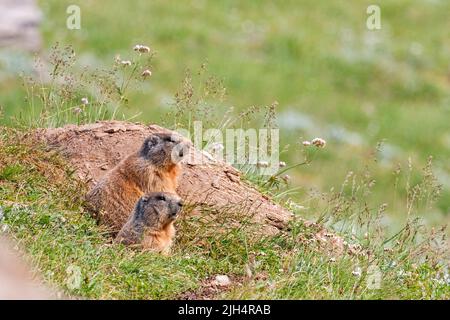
[146,135,161,149]
[140,135,161,157]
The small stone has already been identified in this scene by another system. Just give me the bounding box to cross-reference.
[225,171,240,183]
[125,125,143,131]
[211,178,220,189]
[94,132,108,139]
[79,123,104,132]
[104,125,126,133]
[214,275,231,287]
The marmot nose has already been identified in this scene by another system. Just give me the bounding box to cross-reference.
[170,200,183,216]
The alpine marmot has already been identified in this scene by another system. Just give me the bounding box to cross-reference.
[85,132,190,231]
[115,192,182,254]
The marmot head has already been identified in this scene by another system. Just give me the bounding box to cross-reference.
[139,132,191,167]
[133,192,183,230]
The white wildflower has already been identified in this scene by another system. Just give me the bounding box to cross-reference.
[73,107,83,115]
[257,161,269,168]
[141,69,152,77]
[311,137,326,148]
[287,201,305,211]
[352,267,362,277]
[397,269,411,278]
[133,44,150,53]
[120,60,132,66]
[211,142,224,152]
[282,174,291,183]
[81,97,89,105]
[279,161,286,167]
[302,140,311,146]
[245,264,253,278]
[443,272,450,285]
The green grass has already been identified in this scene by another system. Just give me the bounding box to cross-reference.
[0,1,449,299]
[0,129,448,299]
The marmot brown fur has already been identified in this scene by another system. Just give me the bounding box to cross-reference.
[85,132,190,232]
[115,192,182,254]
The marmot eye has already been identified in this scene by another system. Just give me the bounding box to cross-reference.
[157,195,166,201]
[165,135,178,143]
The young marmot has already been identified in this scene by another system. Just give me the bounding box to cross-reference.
[115,192,183,254]
[86,132,190,232]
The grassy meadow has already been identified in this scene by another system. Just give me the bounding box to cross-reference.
[0,0,449,299]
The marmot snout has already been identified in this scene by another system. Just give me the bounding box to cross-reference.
[116,192,183,253]
[85,132,191,232]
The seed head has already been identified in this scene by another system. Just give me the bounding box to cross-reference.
[257,161,269,168]
[133,44,151,53]
[141,69,152,77]
[311,137,326,148]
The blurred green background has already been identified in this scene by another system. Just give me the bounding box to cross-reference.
[1,0,449,230]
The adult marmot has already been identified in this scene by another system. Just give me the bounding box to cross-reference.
[86,132,190,232]
[116,192,183,254]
